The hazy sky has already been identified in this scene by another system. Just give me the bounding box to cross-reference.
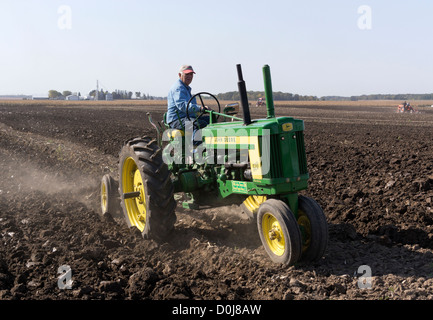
[1,0,432,97]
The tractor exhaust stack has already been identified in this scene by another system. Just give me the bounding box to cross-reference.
[262,65,275,118]
[236,64,252,125]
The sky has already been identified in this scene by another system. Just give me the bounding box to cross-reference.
[0,0,432,98]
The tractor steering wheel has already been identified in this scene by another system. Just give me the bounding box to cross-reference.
[186,92,221,123]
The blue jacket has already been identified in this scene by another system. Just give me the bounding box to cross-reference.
[166,79,201,124]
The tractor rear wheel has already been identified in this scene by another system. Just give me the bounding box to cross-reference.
[100,174,121,219]
[118,137,176,242]
[257,199,302,265]
[297,195,328,263]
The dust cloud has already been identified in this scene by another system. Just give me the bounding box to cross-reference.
[1,151,99,211]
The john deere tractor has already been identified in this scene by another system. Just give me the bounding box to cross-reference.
[100,64,328,265]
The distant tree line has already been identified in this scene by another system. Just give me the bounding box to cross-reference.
[321,93,433,101]
[48,90,80,99]
[48,88,433,102]
[49,89,163,100]
[89,89,156,100]
[218,91,433,102]
[216,91,319,101]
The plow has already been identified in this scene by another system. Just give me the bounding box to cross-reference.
[100,64,328,266]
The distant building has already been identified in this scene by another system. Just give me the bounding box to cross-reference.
[105,93,113,101]
[66,95,79,101]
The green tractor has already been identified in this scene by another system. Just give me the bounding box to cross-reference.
[100,64,328,265]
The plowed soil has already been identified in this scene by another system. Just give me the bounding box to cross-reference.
[1,100,433,301]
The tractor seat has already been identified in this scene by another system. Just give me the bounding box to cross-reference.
[163,112,184,139]
[166,129,184,139]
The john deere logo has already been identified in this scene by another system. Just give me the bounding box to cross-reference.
[282,123,293,132]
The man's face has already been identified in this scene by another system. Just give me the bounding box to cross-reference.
[180,71,194,86]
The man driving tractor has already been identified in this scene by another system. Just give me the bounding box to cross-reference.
[167,65,210,145]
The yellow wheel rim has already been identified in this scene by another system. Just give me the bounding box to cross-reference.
[101,182,107,212]
[243,195,267,214]
[298,211,311,252]
[262,212,285,256]
[122,157,146,232]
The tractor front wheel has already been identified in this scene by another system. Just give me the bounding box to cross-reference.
[118,137,176,242]
[297,195,328,263]
[257,199,302,265]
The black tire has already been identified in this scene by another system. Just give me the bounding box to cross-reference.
[297,195,328,263]
[118,136,176,242]
[257,199,302,265]
[100,174,121,219]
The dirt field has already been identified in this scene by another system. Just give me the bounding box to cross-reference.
[1,99,433,302]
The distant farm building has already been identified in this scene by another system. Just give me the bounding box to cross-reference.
[66,95,79,101]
